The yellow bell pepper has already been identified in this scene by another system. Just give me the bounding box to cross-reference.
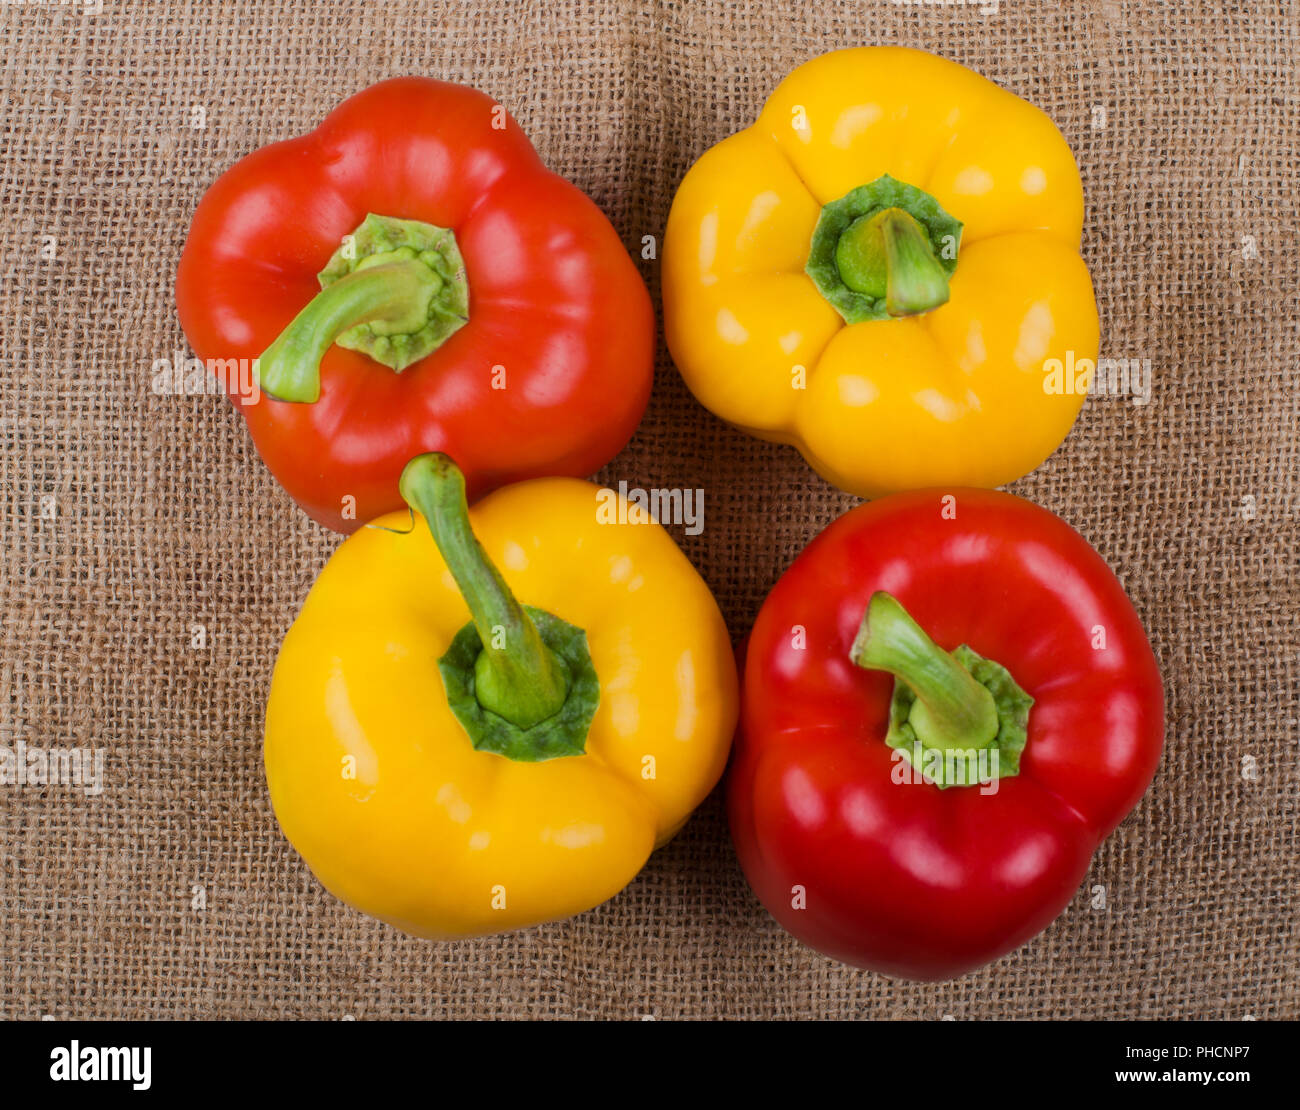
[264,454,737,938]
[663,46,1099,496]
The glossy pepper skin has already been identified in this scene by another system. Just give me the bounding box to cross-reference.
[265,456,737,938]
[728,489,1163,980]
[663,47,1098,497]
[177,78,653,532]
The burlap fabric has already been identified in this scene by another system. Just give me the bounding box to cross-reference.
[0,0,1294,1020]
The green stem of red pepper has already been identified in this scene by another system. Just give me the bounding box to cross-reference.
[851,591,1033,787]
[853,592,998,750]
[258,260,441,401]
[257,213,470,403]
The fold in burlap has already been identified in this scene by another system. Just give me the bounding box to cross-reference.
[0,0,1294,1018]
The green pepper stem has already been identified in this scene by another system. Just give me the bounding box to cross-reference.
[835,208,950,317]
[399,453,569,729]
[256,260,440,403]
[851,592,998,753]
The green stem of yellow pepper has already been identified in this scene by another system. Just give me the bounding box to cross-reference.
[400,453,569,728]
[398,453,600,762]
[835,208,951,317]
[806,174,963,325]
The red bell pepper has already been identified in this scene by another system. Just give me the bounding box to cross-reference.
[728,488,1164,980]
[176,78,653,532]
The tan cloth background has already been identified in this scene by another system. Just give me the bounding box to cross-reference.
[0,0,1295,1019]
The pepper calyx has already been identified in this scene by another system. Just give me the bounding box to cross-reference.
[851,591,1032,789]
[319,213,469,369]
[399,453,598,763]
[806,176,962,324]
[256,213,469,403]
[439,607,600,762]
